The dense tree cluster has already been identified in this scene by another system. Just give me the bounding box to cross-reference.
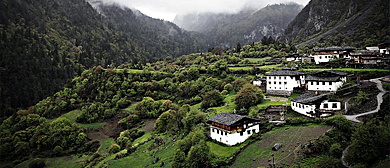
[235,83,264,112]
[154,104,205,133]
[171,126,210,168]
[0,0,206,118]
[0,112,90,159]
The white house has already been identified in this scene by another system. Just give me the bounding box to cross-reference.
[312,47,356,64]
[266,70,305,96]
[290,93,341,118]
[207,113,260,146]
[252,78,262,86]
[306,70,348,92]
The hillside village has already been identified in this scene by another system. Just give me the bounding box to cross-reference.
[2,38,389,168]
[1,0,389,167]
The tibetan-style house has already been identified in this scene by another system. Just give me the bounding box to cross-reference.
[306,70,348,92]
[290,93,341,118]
[266,70,305,96]
[207,113,260,146]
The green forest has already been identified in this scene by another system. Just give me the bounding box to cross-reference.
[1,0,389,168]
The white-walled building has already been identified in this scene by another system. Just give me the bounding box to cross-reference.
[207,113,260,146]
[290,93,341,118]
[306,70,348,92]
[312,47,356,64]
[266,70,305,96]
[252,78,262,86]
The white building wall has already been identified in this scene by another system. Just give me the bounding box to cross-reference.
[320,100,341,111]
[210,124,260,146]
[253,80,262,86]
[266,75,302,92]
[307,81,343,92]
[313,54,338,64]
[291,101,316,117]
[286,57,295,62]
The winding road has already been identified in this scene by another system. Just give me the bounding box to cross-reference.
[343,78,387,123]
[341,77,388,167]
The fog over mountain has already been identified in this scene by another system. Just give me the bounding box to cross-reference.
[92,0,310,21]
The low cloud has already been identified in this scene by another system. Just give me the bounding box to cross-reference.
[91,0,310,21]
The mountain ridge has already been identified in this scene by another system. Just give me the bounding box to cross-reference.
[174,3,303,48]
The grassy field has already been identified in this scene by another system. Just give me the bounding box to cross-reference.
[55,109,105,129]
[207,141,248,158]
[16,155,89,168]
[231,124,331,168]
[257,99,288,109]
[209,93,237,114]
[259,64,282,71]
[299,68,390,72]
[246,57,272,63]
[123,101,141,112]
[228,66,253,71]
[106,136,173,168]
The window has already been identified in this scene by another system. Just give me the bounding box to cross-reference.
[275,87,276,89]
[247,130,251,134]
[323,103,328,108]
[217,130,219,134]
[212,129,215,132]
[279,77,281,79]
[274,82,276,84]
[332,103,337,108]
[279,87,281,89]
[274,77,276,79]
[269,87,271,89]
[292,102,295,106]
[253,129,256,133]
[329,82,332,85]
[299,104,301,108]
[225,132,227,136]
[221,131,223,135]
[269,82,271,84]
[268,76,271,79]
[322,82,325,85]
[284,77,286,79]
[284,82,287,85]
[319,56,322,59]
[311,81,313,85]
[240,132,243,136]
[279,82,281,85]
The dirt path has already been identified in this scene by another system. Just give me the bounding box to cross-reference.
[343,78,388,122]
[342,144,352,168]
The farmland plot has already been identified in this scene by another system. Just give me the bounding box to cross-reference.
[231,124,331,168]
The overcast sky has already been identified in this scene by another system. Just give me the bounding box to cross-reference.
[98,0,311,21]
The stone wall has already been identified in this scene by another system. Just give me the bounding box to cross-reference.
[266,90,292,96]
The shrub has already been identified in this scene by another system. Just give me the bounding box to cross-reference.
[235,83,264,111]
[382,83,390,91]
[223,84,233,92]
[329,143,343,158]
[109,143,121,154]
[53,146,63,156]
[29,158,45,168]
[201,90,223,109]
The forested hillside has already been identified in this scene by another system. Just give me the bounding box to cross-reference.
[174,3,303,48]
[283,0,389,47]
[0,0,206,118]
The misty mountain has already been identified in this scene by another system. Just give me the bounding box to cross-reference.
[174,3,303,47]
[0,0,206,117]
[283,0,389,47]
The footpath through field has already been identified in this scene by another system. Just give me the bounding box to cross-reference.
[343,77,388,122]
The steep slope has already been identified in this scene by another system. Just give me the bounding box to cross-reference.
[174,3,303,47]
[0,0,205,118]
[283,0,389,47]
